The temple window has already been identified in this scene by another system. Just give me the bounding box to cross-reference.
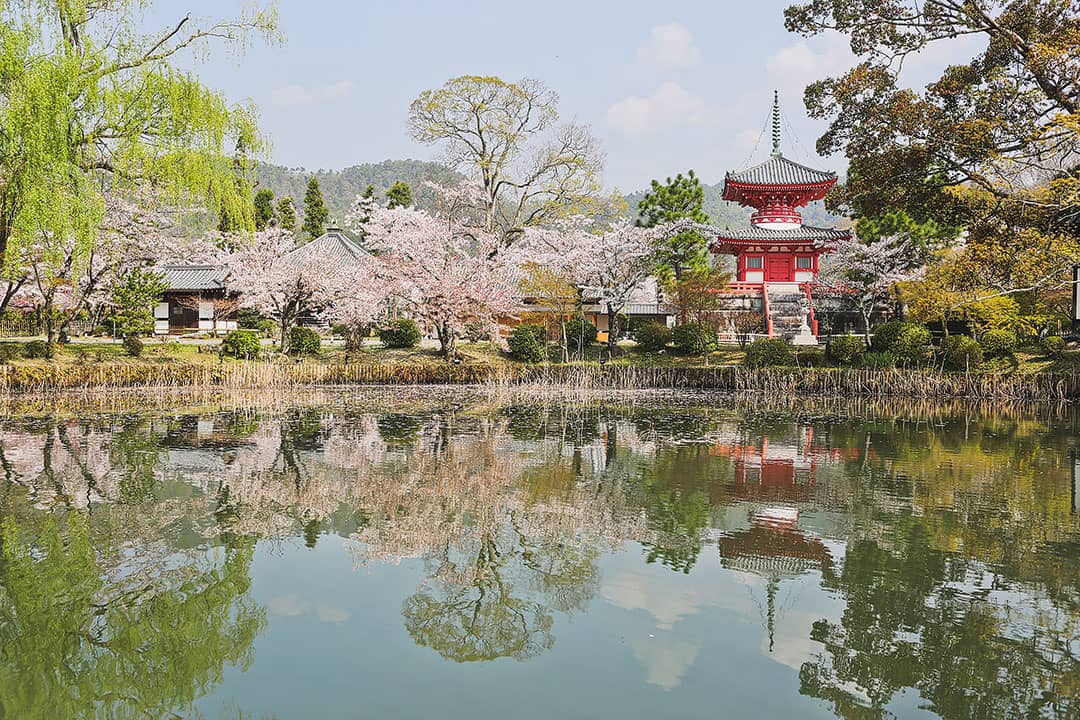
[746,256,764,269]
[796,256,813,269]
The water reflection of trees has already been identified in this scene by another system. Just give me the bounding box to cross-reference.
[0,516,264,719]
[1,393,1078,687]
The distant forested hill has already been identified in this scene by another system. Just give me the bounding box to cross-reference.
[254,158,844,231]
[625,181,845,229]
[254,159,463,223]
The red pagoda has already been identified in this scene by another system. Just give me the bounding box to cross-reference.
[714,94,850,340]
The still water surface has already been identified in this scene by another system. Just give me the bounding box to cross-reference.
[1,388,1078,719]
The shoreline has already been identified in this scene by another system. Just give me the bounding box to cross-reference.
[1,361,1077,401]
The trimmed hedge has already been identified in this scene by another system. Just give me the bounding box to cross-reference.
[288,326,321,356]
[222,329,262,359]
[744,338,794,367]
[122,335,144,357]
[672,322,717,355]
[23,340,53,359]
[379,318,421,349]
[827,335,865,366]
[980,328,1017,358]
[508,323,547,363]
[564,317,598,354]
[635,322,672,351]
[1041,335,1067,359]
[894,325,932,365]
[941,335,983,370]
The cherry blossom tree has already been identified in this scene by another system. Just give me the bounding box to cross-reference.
[815,236,924,344]
[227,229,381,352]
[362,205,517,359]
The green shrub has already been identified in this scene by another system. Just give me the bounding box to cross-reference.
[980,328,1017,358]
[330,323,349,337]
[1041,335,1067,359]
[237,308,262,330]
[288,326,321,356]
[893,324,932,365]
[744,337,794,367]
[672,322,717,355]
[940,335,983,370]
[564,316,598,354]
[122,335,144,357]
[23,340,53,359]
[635,322,672,351]
[222,329,262,359]
[256,319,278,338]
[379,318,422,349]
[859,351,897,369]
[871,321,917,353]
[827,335,865,366]
[795,347,827,367]
[508,324,547,363]
[0,343,20,363]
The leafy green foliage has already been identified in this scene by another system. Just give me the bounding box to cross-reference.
[276,196,297,232]
[379,319,422,349]
[894,325,933,366]
[122,335,144,357]
[858,351,897,369]
[110,269,167,337]
[872,321,921,354]
[508,324,547,363]
[744,338,794,367]
[980,329,1018,359]
[301,177,330,239]
[672,322,717,356]
[288,326,321,356]
[254,188,277,230]
[636,170,711,280]
[22,340,53,359]
[1041,335,1067,359]
[386,181,413,209]
[222,329,261,359]
[827,335,865,366]
[940,335,983,371]
[634,322,672,351]
[564,317,597,355]
[256,319,278,338]
[0,343,19,362]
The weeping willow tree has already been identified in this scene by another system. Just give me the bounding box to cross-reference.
[0,0,281,301]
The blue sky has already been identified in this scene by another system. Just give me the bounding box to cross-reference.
[149,1,981,191]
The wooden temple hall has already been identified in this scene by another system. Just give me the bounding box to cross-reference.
[713,93,850,344]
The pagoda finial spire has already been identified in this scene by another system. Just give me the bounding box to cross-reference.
[771,90,781,157]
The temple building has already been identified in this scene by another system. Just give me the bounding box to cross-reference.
[714,93,851,341]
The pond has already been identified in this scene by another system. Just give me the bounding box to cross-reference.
[1,388,1078,720]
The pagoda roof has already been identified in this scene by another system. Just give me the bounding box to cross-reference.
[284,229,370,267]
[715,225,849,246]
[725,154,837,188]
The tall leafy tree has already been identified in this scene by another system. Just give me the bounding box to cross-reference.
[277,196,297,233]
[409,75,604,242]
[301,177,330,239]
[0,0,280,274]
[110,268,167,337]
[253,188,277,230]
[386,181,413,209]
[636,170,712,280]
[785,0,1080,307]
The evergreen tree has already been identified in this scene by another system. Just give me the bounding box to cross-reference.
[386,181,413,209]
[346,185,379,240]
[301,177,330,238]
[277,196,297,233]
[253,188,277,231]
[636,170,711,280]
[217,139,257,234]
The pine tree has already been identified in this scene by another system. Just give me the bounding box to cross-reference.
[636,169,711,280]
[386,181,413,209]
[301,177,330,239]
[277,196,297,233]
[253,188,277,230]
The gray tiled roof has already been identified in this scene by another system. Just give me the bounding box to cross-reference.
[157,265,230,292]
[726,154,837,186]
[285,229,369,266]
[715,225,850,243]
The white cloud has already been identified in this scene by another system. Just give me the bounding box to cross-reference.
[271,80,355,107]
[606,82,707,136]
[637,23,702,70]
[765,31,854,101]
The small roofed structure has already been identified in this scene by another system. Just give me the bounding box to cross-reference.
[285,227,370,266]
[154,265,236,335]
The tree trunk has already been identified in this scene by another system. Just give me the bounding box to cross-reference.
[560,320,569,363]
[607,303,618,352]
[437,323,457,360]
[862,307,872,346]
